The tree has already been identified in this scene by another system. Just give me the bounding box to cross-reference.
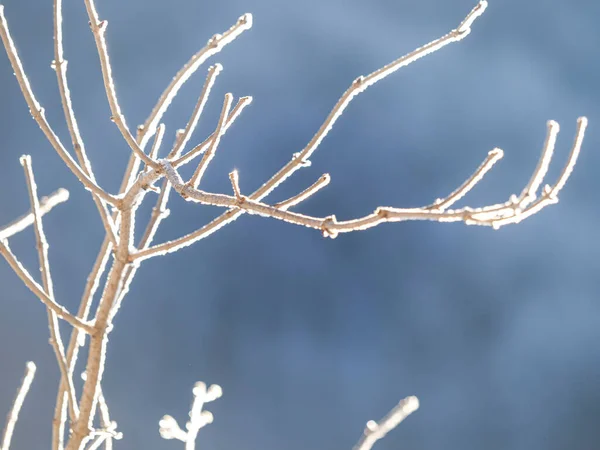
[0,1,588,449]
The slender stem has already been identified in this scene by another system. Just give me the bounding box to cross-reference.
[352,396,419,450]
[0,239,94,333]
[1,362,36,450]
[188,93,233,188]
[132,1,491,259]
[139,13,253,146]
[82,0,158,168]
[0,189,69,241]
[274,174,331,211]
[20,156,80,432]
[0,6,118,205]
[167,64,223,159]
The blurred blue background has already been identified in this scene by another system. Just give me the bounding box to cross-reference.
[1,0,599,449]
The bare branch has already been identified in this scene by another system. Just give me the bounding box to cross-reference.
[274,174,331,211]
[548,116,587,197]
[1,362,36,450]
[250,1,489,202]
[0,189,69,241]
[352,396,419,450]
[54,243,113,450]
[149,118,584,244]
[228,170,242,200]
[172,96,253,168]
[52,0,93,177]
[188,93,234,189]
[430,149,503,211]
[0,239,94,334]
[139,13,253,147]
[0,6,118,206]
[82,0,158,169]
[131,0,491,260]
[20,156,80,431]
[149,124,166,162]
[53,0,118,251]
[167,64,223,159]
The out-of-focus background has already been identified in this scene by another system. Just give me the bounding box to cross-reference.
[1,0,599,449]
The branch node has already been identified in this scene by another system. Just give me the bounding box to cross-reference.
[321,215,338,239]
[292,152,311,167]
[207,33,222,48]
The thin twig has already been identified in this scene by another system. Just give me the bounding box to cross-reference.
[0,239,94,333]
[82,0,158,169]
[0,6,118,205]
[173,96,253,168]
[1,362,36,450]
[274,174,331,211]
[188,93,233,188]
[149,124,166,162]
[430,148,503,211]
[143,118,584,250]
[352,396,419,450]
[52,0,119,249]
[167,64,223,159]
[131,0,491,260]
[228,170,242,200]
[139,13,253,148]
[250,1,489,202]
[20,156,80,429]
[0,189,69,240]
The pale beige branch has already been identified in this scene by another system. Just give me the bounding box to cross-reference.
[131,0,491,260]
[52,0,92,176]
[149,124,166,162]
[20,156,80,434]
[167,64,223,159]
[52,0,119,248]
[430,148,503,211]
[352,396,419,450]
[54,242,113,450]
[229,170,242,200]
[1,362,36,450]
[548,116,587,197]
[188,93,234,188]
[250,0,489,202]
[0,6,118,206]
[151,118,584,241]
[173,96,253,168]
[274,174,331,211]
[0,189,69,241]
[0,239,94,334]
[82,0,158,169]
[138,13,253,148]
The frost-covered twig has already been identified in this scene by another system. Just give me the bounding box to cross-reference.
[1,362,36,450]
[0,189,69,241]
[159,382,222,450]
[352,396,420,450]
[20,156,80,433]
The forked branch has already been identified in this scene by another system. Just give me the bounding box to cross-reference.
[0,189,69,241]
[159,382,223,450]
[153,116,584,240]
